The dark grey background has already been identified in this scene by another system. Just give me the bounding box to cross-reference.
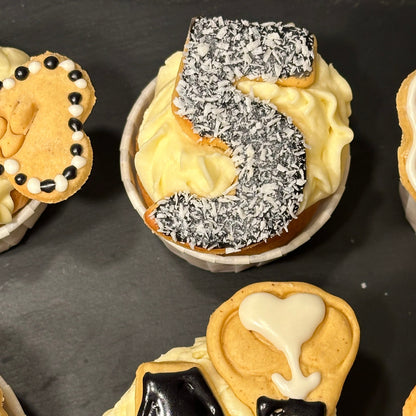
[0,0,415,415]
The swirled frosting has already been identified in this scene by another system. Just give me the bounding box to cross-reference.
[135,51,353,212]
[0,46,29,224]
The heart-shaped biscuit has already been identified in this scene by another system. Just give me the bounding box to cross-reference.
[0,52,95,203]
[206,282,360,416]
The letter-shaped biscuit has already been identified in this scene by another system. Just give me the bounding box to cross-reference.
[397,70,416,201]
[0,52,95,203]
[206,281,360,416]
[144,17,317,253]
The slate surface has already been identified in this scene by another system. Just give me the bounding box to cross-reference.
[0,1,415,415]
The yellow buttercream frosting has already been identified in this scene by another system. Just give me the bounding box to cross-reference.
[135,51,353,212]
[0,47,29,81]
[135,53,237,202]
[0,179,14,225]
[102,337,253,416]
[0,46,29,225]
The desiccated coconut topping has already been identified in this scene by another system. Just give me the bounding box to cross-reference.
[149,17,314,252]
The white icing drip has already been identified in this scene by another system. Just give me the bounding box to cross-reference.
[28,61,41,74]
[72,131,84,141]
[72,155,87,169]
[75,78,87,89]
[59,59,75,72]
[54,174,68,192]
[27,178,41,194]
[4,159,19,174]
[405,75,416,190]
[2,78,15,89]
[239,292,325,399]
[69,104,83,117]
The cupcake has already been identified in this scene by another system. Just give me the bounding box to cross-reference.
[397,70,416,232]
[0,48,96,252]
[103,281,360,416]
[403,385,416,416]
[0,376,25,416]
[121,17,353,271]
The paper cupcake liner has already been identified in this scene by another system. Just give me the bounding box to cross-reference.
[0,375,26,416]
[399,183,416,233]
[120,79,350,272]
[0,199,47,254]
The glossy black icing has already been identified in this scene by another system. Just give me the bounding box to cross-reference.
[40,179,56,193]
[15,66,29,81]
[68,118,83,132]
[68,92,82,104]
[68,70,82,81]
[257,397,326,416]
[63,166,77,180]
[15,173,27,185]
[137,367,224,416]
[70,144,83,156]
[44,56,59,69]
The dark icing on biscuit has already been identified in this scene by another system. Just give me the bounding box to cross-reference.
[138,367,225,416]
[149,17,314,251]
[0,54,91,197]
[257,397,326,416]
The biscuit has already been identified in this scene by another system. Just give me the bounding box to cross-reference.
[397,70,416,201]
[207,281,360,416]
[404,385,416,416]
[0,52,95,203]
[0,388,7,416]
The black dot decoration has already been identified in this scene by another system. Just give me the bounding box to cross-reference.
[68,70,82,81]
[68,92,82,105]
[44,56,59,69]
[63,166,77,180]
[15,173,27,185]
[0,81,3,90]
[68,118,83,132]
[15,66,29,81]
[0,164,4,175]
[70,144,83,156]
[40,179,56,193]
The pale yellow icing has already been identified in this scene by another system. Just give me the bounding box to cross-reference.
[239,292,325,399]
[135,51,353,212]
[0,47,29,225]
[102,337,253,416]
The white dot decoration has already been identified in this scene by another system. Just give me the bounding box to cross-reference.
[27,178,41,194]
[4,159,20,174]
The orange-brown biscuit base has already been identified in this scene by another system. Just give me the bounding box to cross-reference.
[0,388,7,416]
[206,282,360,416]
[135,361,229,416]
[10,189,29,214]
[404,385,416,416]
[397,70,416,201]
[0,52,95,203]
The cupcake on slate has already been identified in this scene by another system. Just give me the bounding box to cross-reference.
[0,47,96,252]
[122,17,353,270]
[397,70,416,232]
[103,281,360,416]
